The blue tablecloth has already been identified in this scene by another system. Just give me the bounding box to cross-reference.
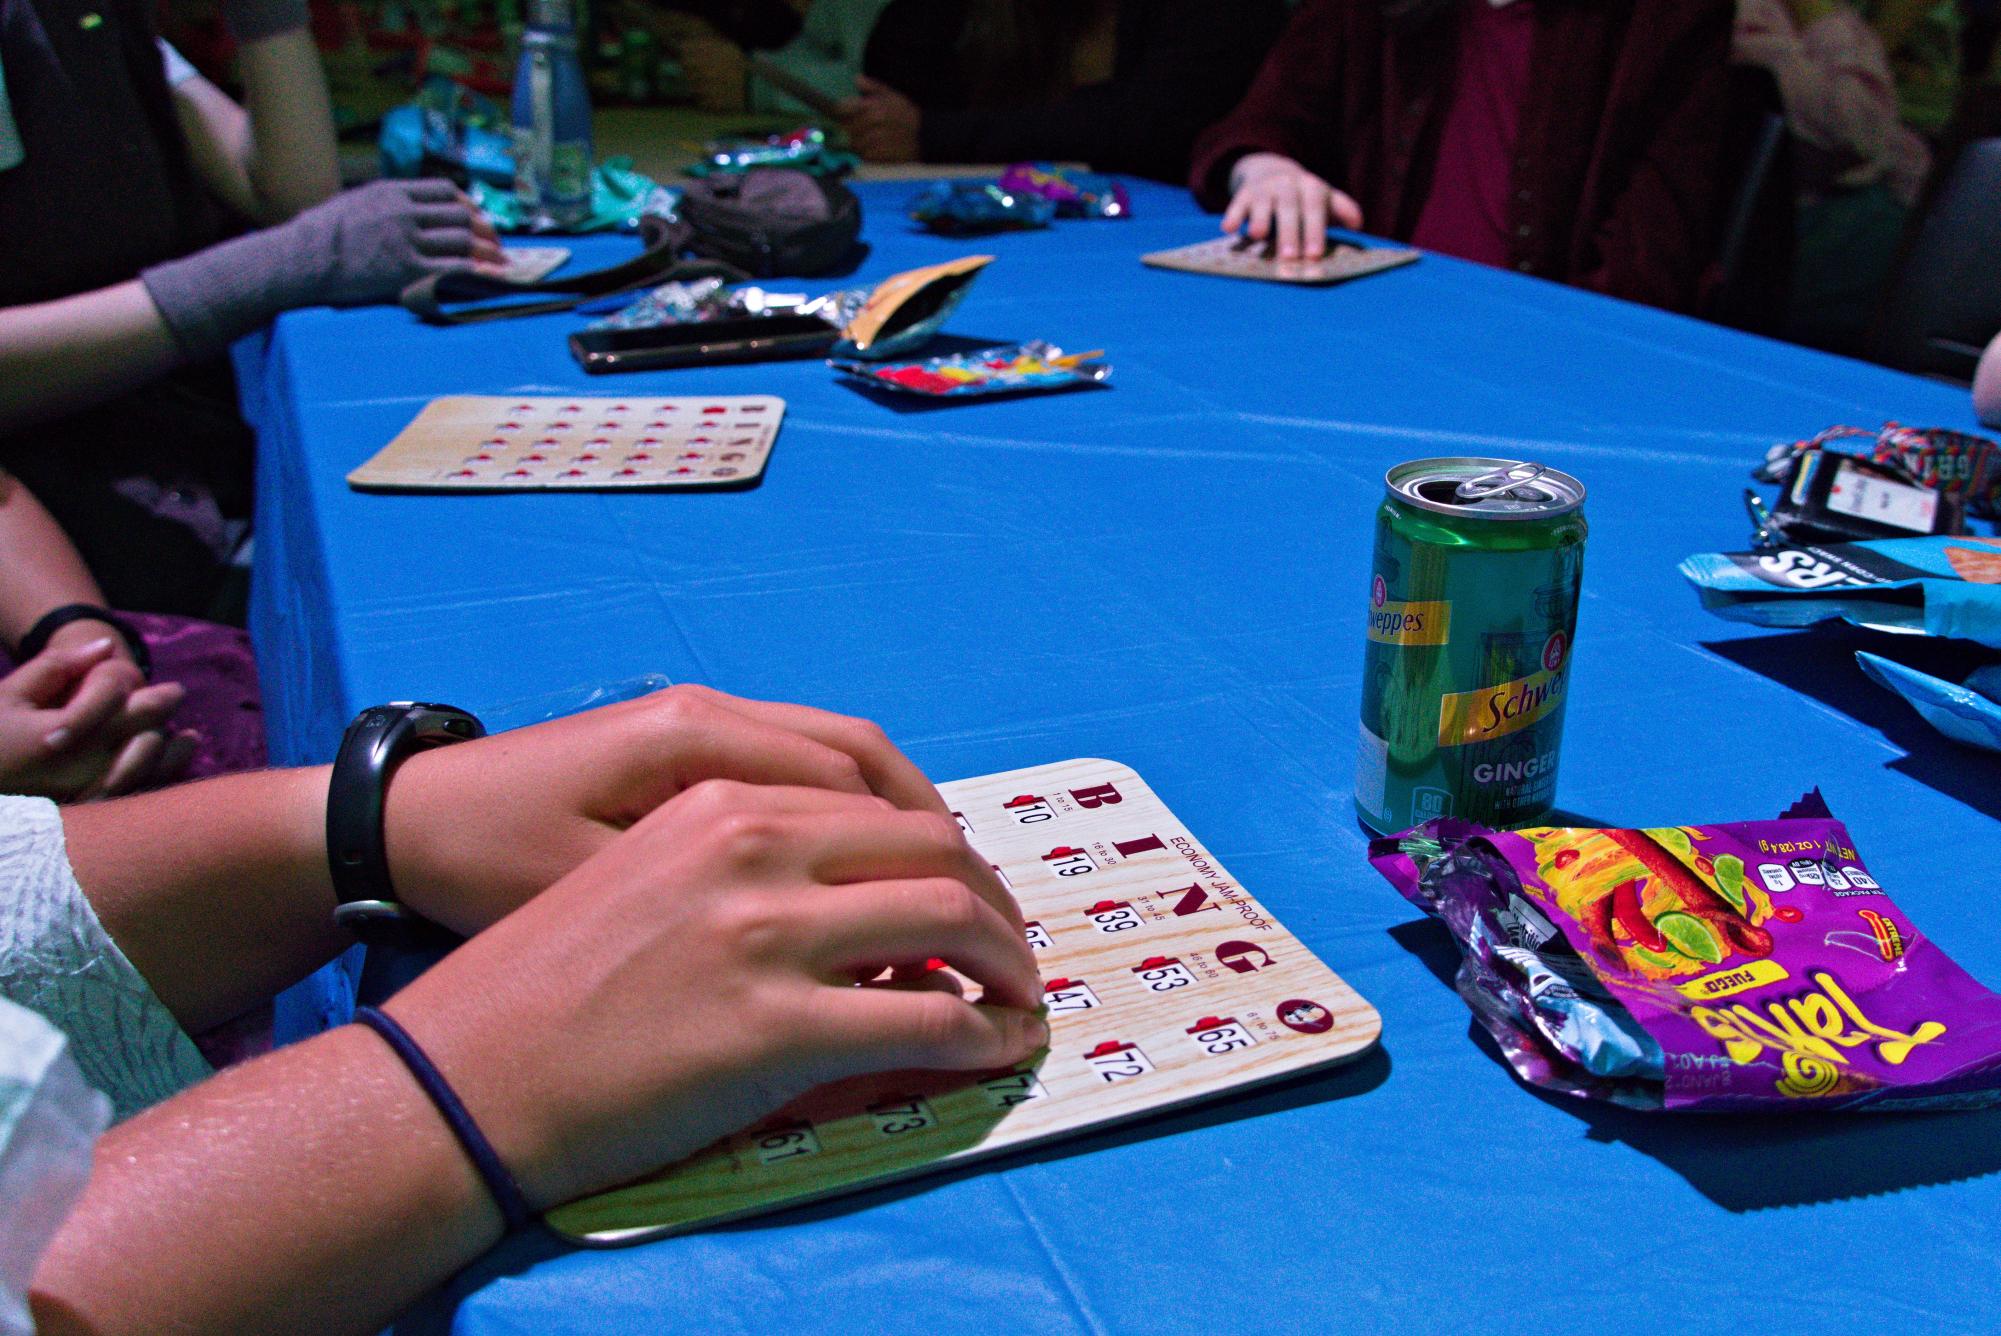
[243,179,2001,1335]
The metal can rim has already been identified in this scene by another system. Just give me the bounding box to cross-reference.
[1384,456,1586,519]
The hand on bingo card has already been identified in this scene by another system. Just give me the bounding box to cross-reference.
[835,75,922,162]
[1221,153,1364,260]
[0,638,193,802]
[381,781,1049,1209]
[382,684,1027,935]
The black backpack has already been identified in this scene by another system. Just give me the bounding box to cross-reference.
[673,168,863,278]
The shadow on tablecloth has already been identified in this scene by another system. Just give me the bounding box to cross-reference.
[1701,628,2001,822]
[392,1032,1393,1334]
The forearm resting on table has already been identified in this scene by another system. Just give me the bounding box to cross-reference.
[0,477,109,644]
[61,766,344,1035]
[0,283,182,436]
[31,1024,500,1336]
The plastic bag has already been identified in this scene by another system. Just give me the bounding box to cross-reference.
[1372,796,2001,1111]
[1680,534,2001,647]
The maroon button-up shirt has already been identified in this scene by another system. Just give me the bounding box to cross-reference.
[1189,0,1751,314]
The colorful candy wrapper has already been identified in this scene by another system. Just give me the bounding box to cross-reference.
[832,255,992,358]
[685,127,857,179]
[1371,797,2001,1111]
[583,256,990,362]
[1680,534,2001,647]
[583,277,764,329]
[473,157,679,234]
[1855,653,2001,752]
[378,78,515,188]
[830,341,1111,399]
[907,181,1056,234]
[996,162,1132,220]
[908,164,1132,234]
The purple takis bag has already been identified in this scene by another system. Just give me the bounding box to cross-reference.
[1372,794,2001,1111]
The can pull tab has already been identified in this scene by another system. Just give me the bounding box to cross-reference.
[1454,461,1547,503]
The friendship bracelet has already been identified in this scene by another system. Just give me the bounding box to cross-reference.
[353,1005,535,1233]
[15,604,152,678]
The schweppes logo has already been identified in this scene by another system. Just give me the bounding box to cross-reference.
[1366,599,1450,646]
[1436,666,1567,746]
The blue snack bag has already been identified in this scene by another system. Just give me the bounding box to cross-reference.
[1855,653,2001,752]
[1680,535,2001,647]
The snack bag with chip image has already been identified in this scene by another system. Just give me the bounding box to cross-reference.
[1372,794,2001,1111]
[1679,534,2001,647]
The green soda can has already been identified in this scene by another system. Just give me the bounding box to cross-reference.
[1355,458,1587,833]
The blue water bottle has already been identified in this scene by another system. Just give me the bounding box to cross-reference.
[511,0,593,229]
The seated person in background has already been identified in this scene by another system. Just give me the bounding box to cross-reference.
[0,0,499,616]
[664,0,894,115]
[747,0,895,113]
[843,0,1288,183]
[1978,331,2001,427]
[10,686,1045,1334]
[0,469,265,799]
[1189,0,1752,315]
[638,0,802,111]
[1733,0,1934,352]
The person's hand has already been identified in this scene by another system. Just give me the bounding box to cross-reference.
[275,179,506,307]
[835,75,922,163]
[1220,152,1363,260]
[38,619,198,798]
[385,781,1048,1209]
[0,639,193,802]
[384,684,987,934]
[142,178,505,358]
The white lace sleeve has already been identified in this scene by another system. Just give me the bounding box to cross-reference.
[0,797,209,1121]
[0,1000,108,1336]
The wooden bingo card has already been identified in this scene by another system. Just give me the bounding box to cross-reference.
[1141,235,1420,286]
[547,757,1382,1246]
[346,395,784,492]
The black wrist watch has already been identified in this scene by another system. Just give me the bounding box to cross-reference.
[327,702,485,946]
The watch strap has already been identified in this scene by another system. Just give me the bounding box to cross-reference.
[327,702,485,939]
